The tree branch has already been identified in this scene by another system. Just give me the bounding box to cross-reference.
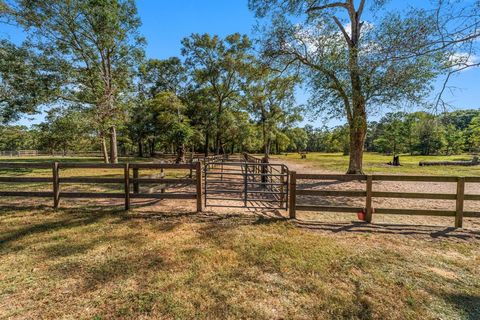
[306,2,348,13]
[333,16,353,46]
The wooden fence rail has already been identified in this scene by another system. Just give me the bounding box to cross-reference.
[288,173,480,228]
[0,162,203,212]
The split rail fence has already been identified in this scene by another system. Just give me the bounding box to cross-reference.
[0,162,203,212]
[288,173,480,228]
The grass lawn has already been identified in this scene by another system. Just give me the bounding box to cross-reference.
[0,155,479,319]
[1,206,479,320]
[271,152,480,176]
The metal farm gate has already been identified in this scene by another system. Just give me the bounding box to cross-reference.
[204,157,289,209]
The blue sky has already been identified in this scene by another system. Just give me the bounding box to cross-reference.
[2,0,479,127]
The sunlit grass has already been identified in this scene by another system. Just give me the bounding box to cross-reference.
[271,152,480,176]
[0,207,479,319]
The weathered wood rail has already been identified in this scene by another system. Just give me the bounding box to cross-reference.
[0,162,203,212]
[288,173,480,228]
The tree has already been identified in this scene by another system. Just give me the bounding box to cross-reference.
[411,113,444,156]
[138,57,186,97]
[286,127,308,152]
[36,107,92,155]
[0,40,58,122]
[4,0,145,163]
[242,62,298,159]
[250,0,450,173]
[0,125,36,150]
[131,58,187,157]
[181,33,252,154]
[372,112,407,155]
[149,92,193,163]
[467,116,480,153]
[184,87,217,156]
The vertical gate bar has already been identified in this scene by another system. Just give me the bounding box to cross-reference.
[280,166,285,207]
[52,162,60,209]
[365,175,373,223]
[124,163,130,210]
[196,161,202,212]
[455,177,465,228]
[285,166,289,211]
[204,162,208,207]
[244,163,248,207]
[289,171,296,219]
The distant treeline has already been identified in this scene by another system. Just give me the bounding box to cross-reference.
[2,109,479,157]
[307,110,480,156]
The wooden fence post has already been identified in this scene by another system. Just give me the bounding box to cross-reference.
[196,161,203,212]
[52,162,60,209]
[365,175,373,223]
[289,171,297,219]
[133,167,139,194]
[189,152,194,178]
[280,166,285,207]
[124,163,130,210]
[161,168,165,193]
[455,177,465,228]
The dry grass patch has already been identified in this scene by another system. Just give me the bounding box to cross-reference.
[0,205,479,319]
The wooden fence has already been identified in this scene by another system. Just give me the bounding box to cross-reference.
[288,173,480,228]
[0,162,203,212]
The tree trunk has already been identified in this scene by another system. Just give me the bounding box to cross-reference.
[175,143,186,163]
[101,133,109,164]
[346,117,366,174]
[109,126,118,164]
[149,138,155,157]
[138,140,143,157]
[205,131,209,156]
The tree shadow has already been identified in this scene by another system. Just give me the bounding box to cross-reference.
[294,220,480,240]
[0,207,125,249]
[444,293,480,320]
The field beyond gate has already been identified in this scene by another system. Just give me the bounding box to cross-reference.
[204,156,288,209]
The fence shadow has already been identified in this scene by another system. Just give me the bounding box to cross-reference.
[294,220,480,240]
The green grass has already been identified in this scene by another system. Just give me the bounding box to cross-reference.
[0,156,192,194]
[272,152,480,176]
[0,206,479,319]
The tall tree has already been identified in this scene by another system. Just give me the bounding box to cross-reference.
[4,0,145,163]
[181,33,252,154]
[249,0,455,173]
[242,62,299,159]
[0,40,58,122]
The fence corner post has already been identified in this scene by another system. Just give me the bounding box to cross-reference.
[196,161,203,212]
[365,175,373,223]
[52,162,60,209]
[289,171,297,219]
[455,177,465,228]
[124,163,130,211]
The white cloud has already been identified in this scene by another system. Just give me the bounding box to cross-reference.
[449,52,479,71]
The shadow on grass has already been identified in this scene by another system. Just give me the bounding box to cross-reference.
[294,220,480,240]
[444,293,480,320]
[0,206,125,249]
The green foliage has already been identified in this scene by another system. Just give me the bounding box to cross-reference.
[0,40,58,122]
[0,125,36,150]
[467,115,480,152]
[35,107,93,154]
